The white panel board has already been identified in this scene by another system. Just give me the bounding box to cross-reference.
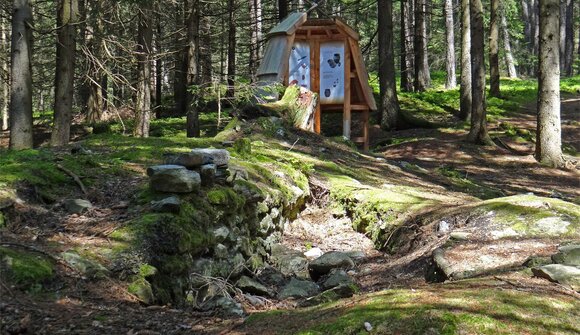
[319,41,345,104]
[288,41,311,89]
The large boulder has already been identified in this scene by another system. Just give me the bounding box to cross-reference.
[164,152,212,168]
[270,244,309,278]
[199,296,244,317]
[147,165,201,193]
[236,276,273,297]
[532,264,580,290]
[430,195,580,281]
[309,251,355,278]
[551,244,580,267]
[278,278,319,299]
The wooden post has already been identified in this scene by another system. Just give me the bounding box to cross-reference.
[343,40,351,139]
[311,39,321,133]
[363,108,369,151]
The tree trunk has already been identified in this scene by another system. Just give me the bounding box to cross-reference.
[532,0,540,56]
[489,0,500,97]
[1,16,8,131]
[444,0,456,89]
[52,0,78,146]
[155,13,162,118]
[459,0,471,121]
[563,0,574,76]
[536,0,563,167]
[227,0,236,98]
[278,0,288,21]
[174,3,186,116]
[133,3,153,137]
[467,0,492,145]
[501,12,518,78]
[186,0,200,137]
[414,0,430,92]
[200,13,212,85]
[400,0,413,92]
[85,0,104,123]
[378,0,400,130]
[559,0,566,70]
[249,0,258,81]
[10,0,34,150]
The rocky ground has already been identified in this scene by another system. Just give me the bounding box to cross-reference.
[1,96,579,334]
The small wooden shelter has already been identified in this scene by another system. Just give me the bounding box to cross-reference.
[257,12,377,150]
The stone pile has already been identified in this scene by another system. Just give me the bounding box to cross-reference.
[148,148,231,193]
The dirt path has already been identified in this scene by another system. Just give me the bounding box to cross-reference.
[374,97,580,202]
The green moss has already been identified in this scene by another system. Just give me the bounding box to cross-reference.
[0,212,5,228]
[207,186,246,209]
[139,264,157,277]
[233,138,252,157]
[128,278,155,304]
[243,285,580,335]
[0,247,54,288]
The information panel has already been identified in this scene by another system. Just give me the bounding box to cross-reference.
[319,41,345,104]
[288,42,311,89]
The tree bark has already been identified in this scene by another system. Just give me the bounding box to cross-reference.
[52,0,78,146]
[467,0,492,145]
[459,0,471,121]
[378,0,399,130]
[536,0,563,167]
[563,0,574,76]
[249,0,260,81]
[9,0,34,150]
[155,12,162,118]
[185,0,200,137]
[85,0,104,123]
[489,0,500,97]
[414,0,430,92]
[278,0,288,21]
[133,2,153,138]
[200,13,212,85]
[1,16,8,131]
[444,0,456,89]
[501,12,518,78]
[227,0,236,98]
[400,0,414,92]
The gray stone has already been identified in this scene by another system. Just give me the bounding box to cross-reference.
[309,251,355,277]
[437,220,451,234]
[200,296,244,318]
[214,244,229,259]
[299,283,357,307]
[64,199,93,214]
[551,245,580,267]
[344,251,366,261]
[278,278,319,299]
[257,266,286,288]
[190,148,230,167]
[128,278,155,304]
[200,164,217,186]
[259,214,274,235]
[233,182,264,203]
[236,276,273,296]
[213,226,230,243]
[61,251,108,279]
[270,244,309,278]
[164,152,211,168]
[532,264,580,290]
[147,165,201,193]
[150,196,181,213]
[321,269,355,290]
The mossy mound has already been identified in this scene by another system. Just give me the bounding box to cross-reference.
[242,283,580,334]
[0,247,55,290]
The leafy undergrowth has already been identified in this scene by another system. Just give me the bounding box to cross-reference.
[242,282,579,335]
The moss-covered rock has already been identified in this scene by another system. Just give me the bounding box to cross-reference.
[128,278,155,304]
[0,247,54,289]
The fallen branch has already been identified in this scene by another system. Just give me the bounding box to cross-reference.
[56,164,88,195]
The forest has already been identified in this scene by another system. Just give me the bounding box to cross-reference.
[0,0,579,334]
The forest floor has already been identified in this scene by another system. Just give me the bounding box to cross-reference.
[1,89,579,334]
